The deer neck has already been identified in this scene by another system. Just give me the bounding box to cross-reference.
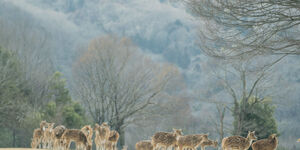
[174,133,181,141]
[246,136,254,145]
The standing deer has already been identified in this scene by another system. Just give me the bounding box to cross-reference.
[107,130,120,150]
[43,122,55,149]
[60,129,92,150]
[31,120,49,149]
[152,128,183,150]
[222,131,257,150]
[81,125,93,146]
[252,134,278,150]
[94,122,111,150]
[177,134,209,150]
[136,140,153,150]
[52,125,66,150]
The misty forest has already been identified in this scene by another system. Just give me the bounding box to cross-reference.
[0,0,299,150]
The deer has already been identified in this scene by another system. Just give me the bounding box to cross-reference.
[222,131,257,150]
[107,130,120,150]
[60,129,92,150]
[200,139,218,150]
[31,128,43,149]
[136,140,154,150]
[81,125,93,146]
[177,133,209,150]
[31,120,49,149]
[43,122,55,149]
[252,134,278,150]
[52,125,67,150]
[151,128,183,150]
[94,122,111,150]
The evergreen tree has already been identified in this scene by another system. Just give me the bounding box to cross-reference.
[43,71,86,128]
[0,47,29,147]
[233,96,278,139]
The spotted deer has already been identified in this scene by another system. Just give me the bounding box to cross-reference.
[107,130,120,150]
[252,134,278,150]
[200,139,218,150]
[136,140,153,150]
[105,141,113,150]
[177,134,209,150]
[31,121,48,149]
[31,128,43,148]
[222,131,257,150]
[94,122,111,150]
[151,128,183,150]
[52,125,66,150]
[81,125,93,145]
[43,122,55,149]
[60,129,92,150]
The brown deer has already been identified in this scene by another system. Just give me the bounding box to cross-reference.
[200,139,218,150]
[136,140,153,150]
[52,125,67,150]
[60,129,92,150]
[31,120,49,149]
[81,125,93,145]
[222,131,257,150]
[43,122,55,149]
[31,128,43,148]
[105,141,113,150]
[252,134,278,150]
[177,134,209,150]
[94,122,111,150]
[151,128,183,150]
[107,130,120,150]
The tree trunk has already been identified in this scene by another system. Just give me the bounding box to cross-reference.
[12,129,16,147]
[115,121,125,148]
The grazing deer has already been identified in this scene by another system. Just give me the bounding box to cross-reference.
[60,129,92,150]
[200,139,218,150]
[52,125,67,150]
[31,120,49,149]
[43,122,55,149]
[94,122,111,150]
[136,140,153,150]
[107,130,120,150]
[222,131,257,150]
[177,134,209,150]
[152,128,183,150]
[252,134,278,150]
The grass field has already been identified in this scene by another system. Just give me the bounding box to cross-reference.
[0,149,42,150]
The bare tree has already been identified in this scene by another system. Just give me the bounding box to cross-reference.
[185,0,300,58]
[0,6,55,110]
[72,35,179,147]
[196,52,287,138]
